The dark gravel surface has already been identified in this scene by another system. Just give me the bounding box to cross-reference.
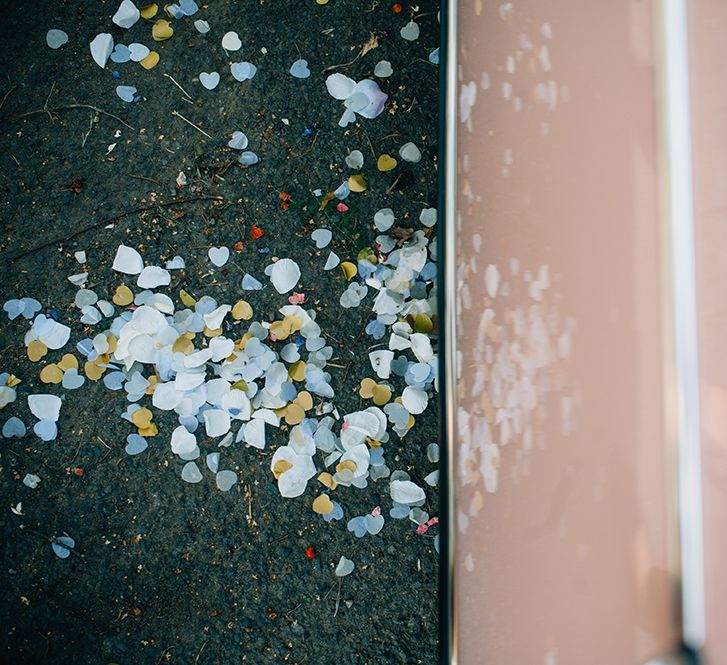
[0,1,440,664]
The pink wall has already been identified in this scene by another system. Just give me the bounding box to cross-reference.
[689,0,727,662]
[453,1,681,662]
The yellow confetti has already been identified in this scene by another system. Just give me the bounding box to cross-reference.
[112,285,133,306]
[318,472,337,490]
[40,364,63,384]
[273,459,293,479]
[408,313,434,334]
[295,391,313,411]
[57,354,78,371]
[203,325,222,338]
[131,407,153,429]
[180,289,196,307]
[145,376,159,395]
[377,154,397,171]
[348,174,367,192]
[336,460,357,474]
[107,336,118,354]
[140,3,158,18]
[173,335,194,354]
[140,51,160,69]
[27,340,48,362]
[288,360,306,382]
[316,0,329,4]
[6,375,21,388]
[138,423,158,437]
[231,299,253,320]
[340,261,357,280]
[152,19,173,41]
[312,494,334,515]
[359,378,392,405]
[284,403,305,425]
[84,361,105,381]
[357,247,377,264]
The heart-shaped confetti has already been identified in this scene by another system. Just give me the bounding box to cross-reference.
[335,556,355,577]
[34,420,58,442]
[208,246,230,267]
[377,154,397,171]
[374,208,395,231]
[152,19,174,41]
[140,3,159,19]
[125,433,148,455]
[2,416,26,438]
[216,469,237,491]
[110,43,132,63]
[311,229,332,249]
[116,85,137,103]
[400,20,420,41]
[221,31,242,51]
[128,43,150,62]
[46,29,69,50]
[312,493,334,515]
[373,60,393,77]
[419,207,437,227]
[228,131,248,150]
[194,19,210,33]
[181,461,203,483]
[270,258,301,294]
[199,71,220,90]
[290,59,311,78]
[345,150,364,169]
[399,142,422,163]
[230,62,257,81]
[140,51,159,69]
[52,535,75,559]
[62,368,85,390]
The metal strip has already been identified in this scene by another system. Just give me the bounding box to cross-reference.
[659,0,706,650]
[439,0,458,662]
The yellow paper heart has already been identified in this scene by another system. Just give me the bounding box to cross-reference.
[57,354,78,371]
[173,335,194,354]
[318,472,337,489]
[179,289,196,307]
[138,423,158,437]
[145,376,159,395]
[84,360,105,381]
[40,364,63,384]
[377,154,397,171]
[372,383,392,406]
[231,299,253,320]
[27,340,48,362]
[285,403,305,426]
[140,51,160,70]
[348,174,368,192]
[408,313,433,334]
[340,261,357,280]
[107,336,118,354]
[152,19,173,41]
[295,391,313,411]
[273,459,293,479]
[288,360,306,382]
[112,285,133,306]
[312,494,334,515]
[131,407,153,429]
[336,460,357,474]
[140,3,159,19]
[203,325,222,338]
[359,377,377,399]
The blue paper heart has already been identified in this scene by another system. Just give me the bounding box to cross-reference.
[110,44,131,63]
[116,85,137,103]
[238,151,259,165]
[34,419,58,442]
[323,501,344,522]
[347,516,368,538]
[125,433,148,455]
[290,59,311,79]
[228,131,248,150]
[230,61,257,82]
[2,416,26,438]
[51,535,75,559]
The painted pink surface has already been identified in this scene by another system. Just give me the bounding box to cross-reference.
[689,1,727,662]
[454,1,680,663]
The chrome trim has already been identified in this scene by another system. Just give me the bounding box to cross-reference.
[443,0,458,662]
[658,0,706,650]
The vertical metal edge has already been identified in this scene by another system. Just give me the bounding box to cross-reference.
[657,0,706,651]
[437,0,458,663]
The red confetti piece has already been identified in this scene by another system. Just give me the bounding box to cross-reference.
[393,3,403,12]
[336,202,349,212]
[250,224,265,239]
[306,546,316,559]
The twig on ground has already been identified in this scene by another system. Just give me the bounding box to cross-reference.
[128,173,163,185]
[0,84,17,112]
[172,110,213,139]
[11,103,134,130]
[5,195,222,263]
[163,73,193,101]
